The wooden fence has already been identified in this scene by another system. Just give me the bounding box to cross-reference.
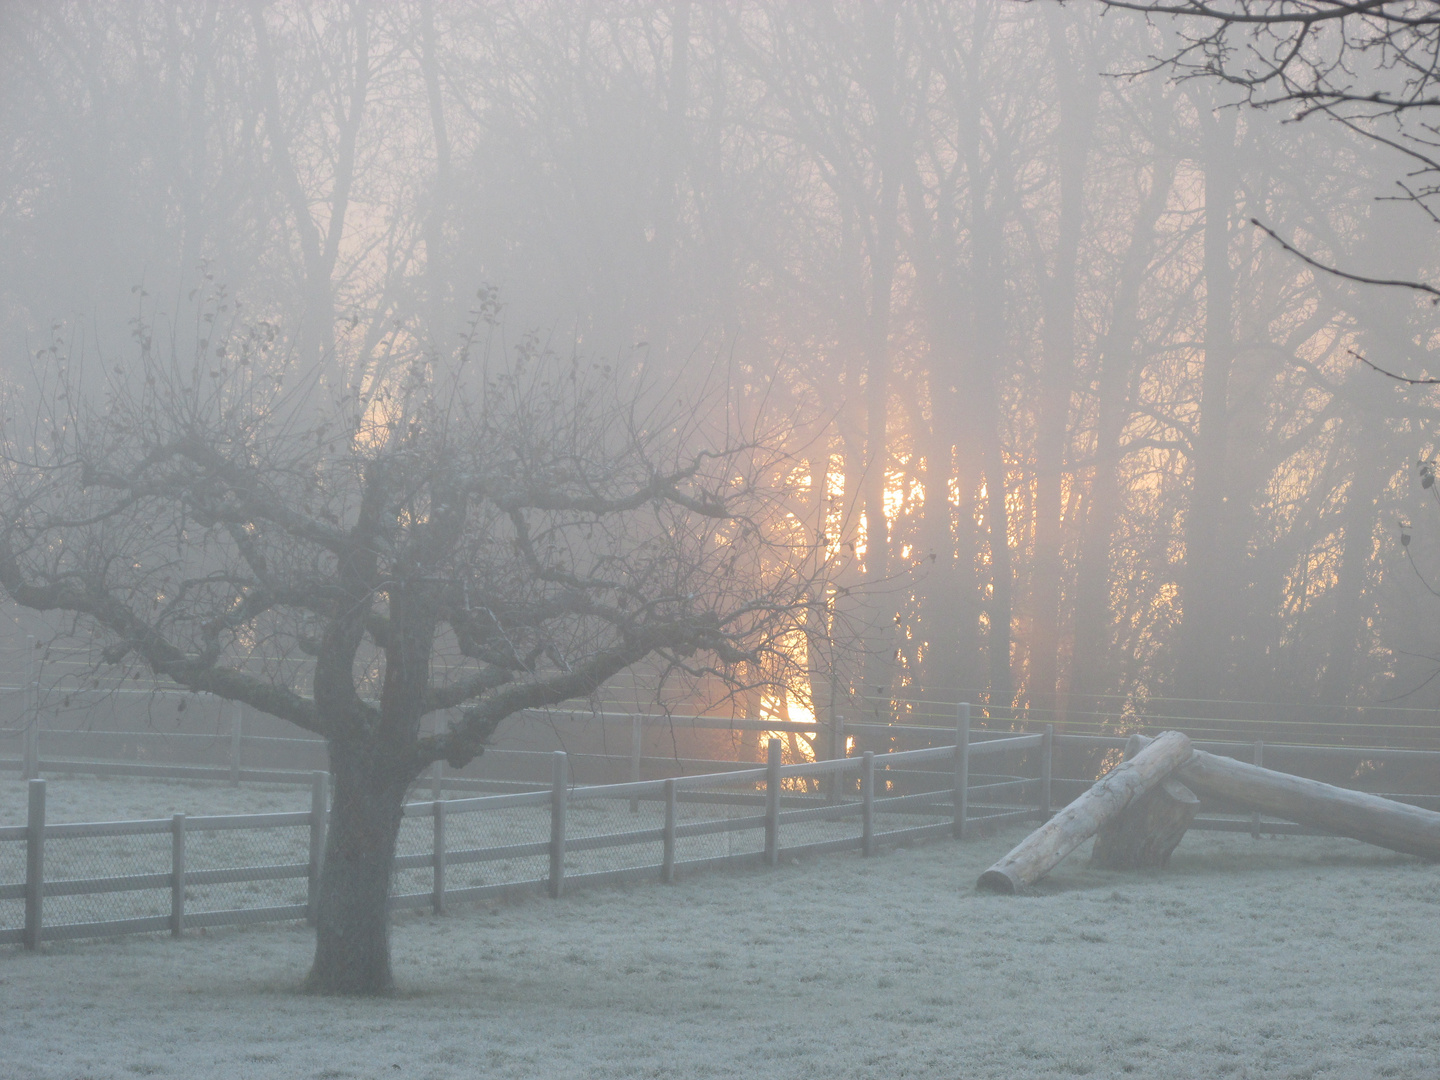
[1,729,1046,949]
[7,714,1440,952]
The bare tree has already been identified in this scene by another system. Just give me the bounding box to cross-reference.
[1097,2,1440,112]
[0,303,823,994]
[1097,1,1440,252]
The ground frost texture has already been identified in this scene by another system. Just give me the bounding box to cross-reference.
[3,776,1440,1079]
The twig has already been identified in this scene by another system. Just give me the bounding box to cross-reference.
[1251,218,1440,303]
[1349,348,1440,385]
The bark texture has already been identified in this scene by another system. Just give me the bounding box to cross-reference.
[1090,777,1199,870]
[1161,743,1440,861]
[305,744,413,995]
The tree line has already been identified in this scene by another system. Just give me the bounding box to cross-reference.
[4,1,1438,726]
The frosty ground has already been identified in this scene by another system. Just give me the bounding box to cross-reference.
[4,777,1440,1079]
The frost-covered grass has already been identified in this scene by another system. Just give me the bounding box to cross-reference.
[0,772,313,822]
[4,775,1440,1079]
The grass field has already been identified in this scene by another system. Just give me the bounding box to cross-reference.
[3,775,1440,1079]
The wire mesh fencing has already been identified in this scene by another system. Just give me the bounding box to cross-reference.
[770,758,865,857]
[446,793,553,900]
[1,735,998,951]
[41,826,173,930]
[9,715,1440,955]
[870,750,959,846]
[563,787,665,884]
[0,827,21,936]
[671,766,770,870]
[183,816,311,920]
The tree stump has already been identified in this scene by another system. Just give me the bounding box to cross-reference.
[1090,777,1199,869]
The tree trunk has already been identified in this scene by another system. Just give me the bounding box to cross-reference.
[1027,7,1096,725]
[915,427,981,698]
[1175,104,1239,702]
[1068,154,1176,726]
[306,740,414,995]
[981,445,1014,717]
[977,730,1192,893]
[859,201,897,725]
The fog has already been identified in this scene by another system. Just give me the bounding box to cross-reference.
[4,0,1439,734]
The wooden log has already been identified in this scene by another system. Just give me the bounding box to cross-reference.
[977,730,1192,894]
[1091,777,1199,870]
[1141,739,1440,861]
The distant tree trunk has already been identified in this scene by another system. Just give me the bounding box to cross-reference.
[176,2,218,291]
[1315,425,1393,706]
[1316,226,1427,709]
[1176,105,1238,702]
[897,156,983,705]
[1028,12,1095,724]
[955,14,1015,720]
[982,439,1015,717]
[915,422,980,700]
[806,454,835,741]
[859,203,898,722]
[1069,156,1177,724]
[249,0,369,373]
[970,193,1014,717]
[307,738,415,996]
[739,663,762,761]
[419,0,454,352]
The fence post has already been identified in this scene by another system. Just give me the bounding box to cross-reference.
[307,771,328,925]
[171,813,186,937]
[764,738,781,866]
[953,703,970,840]
[24,777,44,950]
[662,777,677,883]
[1251,740,1264,839]
[229,703,243,786]
[861,751,876,857]
[548,751,568,899]
[1040,723,1054,821]
[630,714,642,813]
[432,798,446,915]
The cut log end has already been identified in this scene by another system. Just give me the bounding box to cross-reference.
[976,868,1019,894]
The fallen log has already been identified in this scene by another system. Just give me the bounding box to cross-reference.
[977,730,1192,893]
[1090,777,1199,870]
[1135,735,1440,861]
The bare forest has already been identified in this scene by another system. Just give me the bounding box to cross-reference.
[6,1,1439,740]
[7,7,1440,1068]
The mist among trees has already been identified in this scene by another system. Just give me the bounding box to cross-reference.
[5,0,1440,732]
